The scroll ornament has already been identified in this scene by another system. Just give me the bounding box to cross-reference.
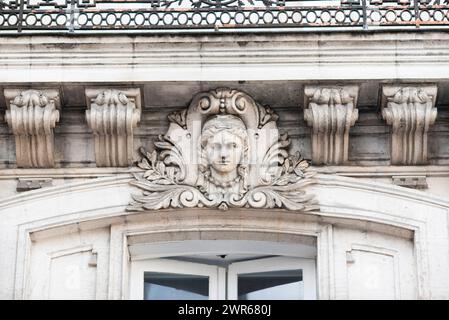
[127,88,318,211]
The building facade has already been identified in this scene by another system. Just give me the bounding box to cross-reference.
[1,0,449,300]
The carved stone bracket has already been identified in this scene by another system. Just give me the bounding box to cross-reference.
[4,89,61,168]
[381,85,437,165]
[304,86,359,165]
[85,88,141,167]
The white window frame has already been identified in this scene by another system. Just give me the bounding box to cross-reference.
[227,256,317,300]
[129,258,226,300]
[130,256,316,300]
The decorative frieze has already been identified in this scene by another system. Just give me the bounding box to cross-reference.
[4,89,61,168]
[304,86,359,165]
[381,85,437,165]
[85,88,141,167]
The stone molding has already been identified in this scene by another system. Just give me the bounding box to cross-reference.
[2,33,449,82]
[381,85,438,165]
[4,89,61,168]
[304,85,359,165]
[2,173,446,218]
[85,88,142,167]
[3,165,449,179]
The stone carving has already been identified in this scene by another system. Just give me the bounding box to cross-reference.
[392,176,428,190]
[4,89,60,168]
[197,114,249,198]
[381,85,437,165]
[304,86,359,165]
[85,88,141,167]
[16,178,53,192]
[127,88,318,211]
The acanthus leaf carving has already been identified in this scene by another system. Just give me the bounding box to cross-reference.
[167,109,188,130]
[257,104,279,129]
[4,89,61,168]
[127,88,318,212]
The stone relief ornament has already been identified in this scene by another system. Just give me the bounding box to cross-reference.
[127,88,318,211]
[4,88,61,168]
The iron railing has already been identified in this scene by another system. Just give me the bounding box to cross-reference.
[1,0,449,32]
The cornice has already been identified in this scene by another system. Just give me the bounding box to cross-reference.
[1,32,449,82]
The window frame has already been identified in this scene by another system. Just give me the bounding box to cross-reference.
[129,258,226,300]
[227,256,317,300]
[129,256,316,300]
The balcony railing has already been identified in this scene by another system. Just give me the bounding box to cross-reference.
[1,0,449,32]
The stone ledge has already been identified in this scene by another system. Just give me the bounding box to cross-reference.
[1,165,449,179]
[1,32,449,82]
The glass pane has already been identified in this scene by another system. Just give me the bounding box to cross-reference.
[144,272,209,300]
[237,269,303,300]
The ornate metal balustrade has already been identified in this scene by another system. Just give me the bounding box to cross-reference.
[1,0,449,32]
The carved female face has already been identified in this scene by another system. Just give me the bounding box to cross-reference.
[205,130,244,174]
[200,114,248,177]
